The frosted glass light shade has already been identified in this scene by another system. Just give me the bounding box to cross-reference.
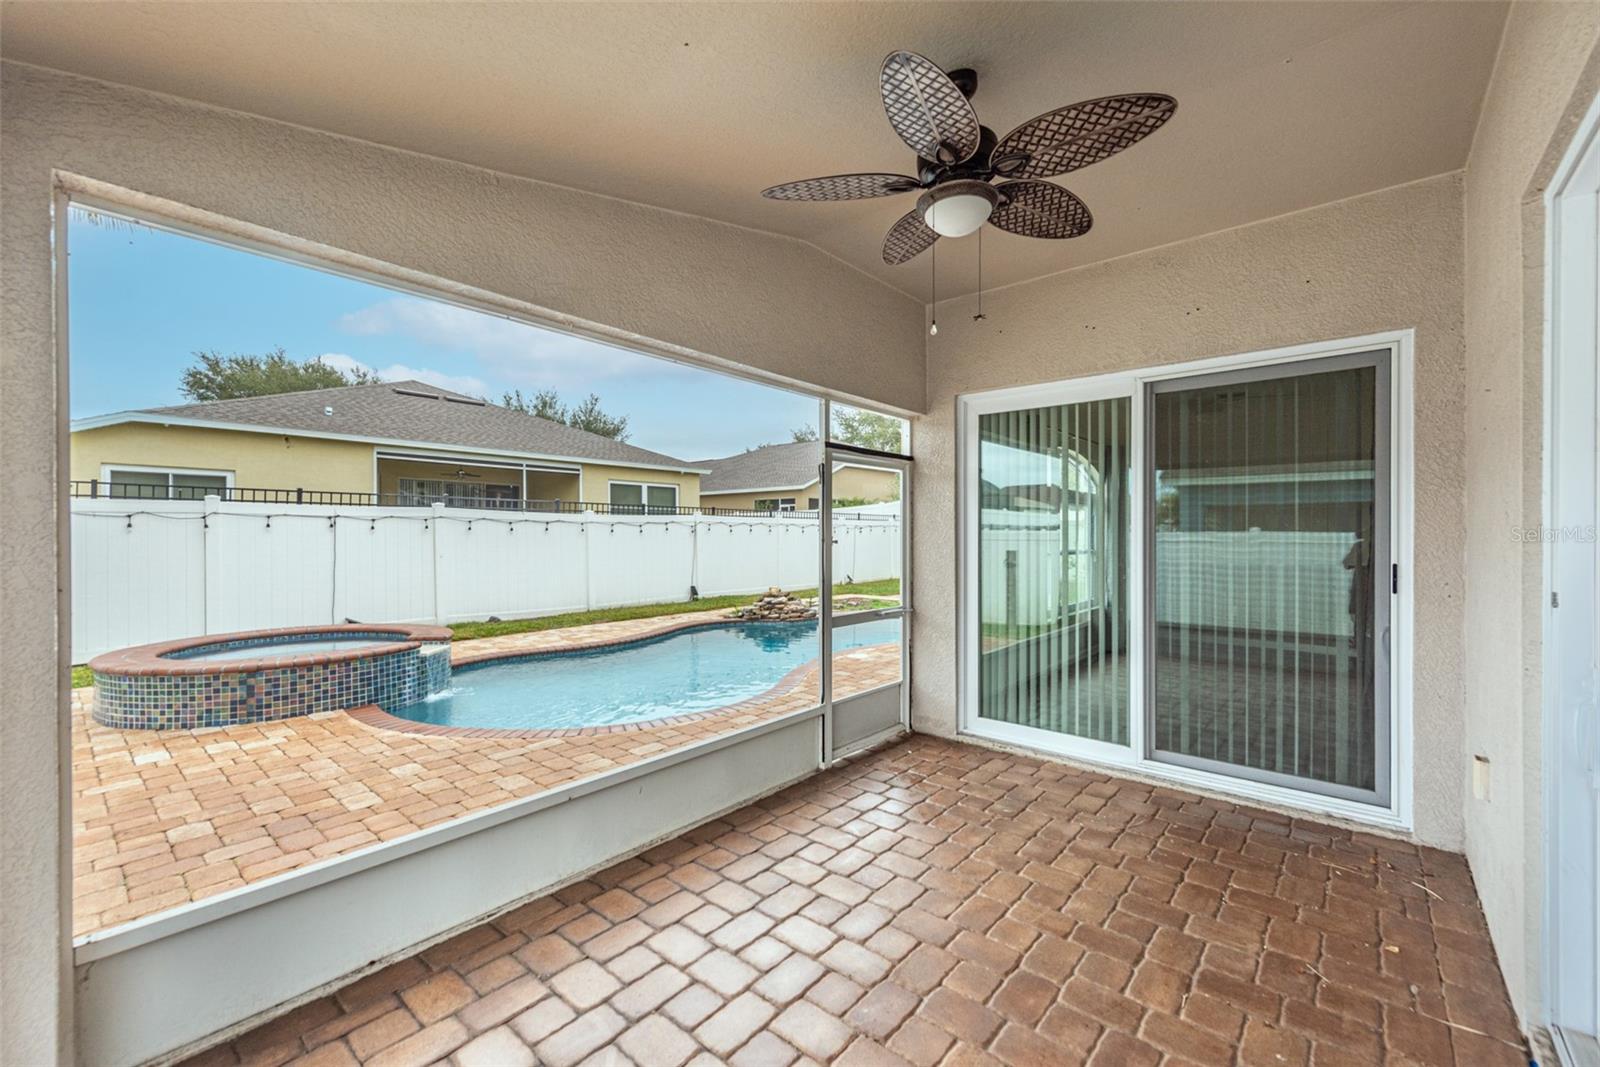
[917,181,999,238]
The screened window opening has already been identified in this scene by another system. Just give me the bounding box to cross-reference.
[398,476,519,508]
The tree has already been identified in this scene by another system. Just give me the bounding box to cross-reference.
[180,347,378,401]
[502,389,630,441]
[791,410,904,451]
[501,388,566,422]
[832,408,905,452]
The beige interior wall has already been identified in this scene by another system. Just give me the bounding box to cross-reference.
[0,60,922,1066]
[913,173,1468,850]
[1460,2,1600,1024]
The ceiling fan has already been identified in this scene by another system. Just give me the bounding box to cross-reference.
[761,51,1177,266]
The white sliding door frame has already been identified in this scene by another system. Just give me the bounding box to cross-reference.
[1542,85,1600,1062]
[957,329,1415,832]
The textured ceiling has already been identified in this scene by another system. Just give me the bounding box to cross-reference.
[1,2,1508,301]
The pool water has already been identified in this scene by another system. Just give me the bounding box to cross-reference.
[166,636,393,661]
[390,618,901,731]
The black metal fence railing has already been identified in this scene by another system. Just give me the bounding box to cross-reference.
[69,481,898,521]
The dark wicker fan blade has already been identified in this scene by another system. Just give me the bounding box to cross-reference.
[882,209,939,265]
[880,51,982,165]
[762,173,922,202]
[989,181,1093,239]
[995,94,1177,179]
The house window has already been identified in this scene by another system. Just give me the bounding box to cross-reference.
[398,477,519,508]
[754,497,797,512]
[105,466,231,500]
[609,481,678,514]
[808,497,821,510]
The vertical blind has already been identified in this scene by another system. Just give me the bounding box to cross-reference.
[977,397,1130,744]
[1150,362,1381,793]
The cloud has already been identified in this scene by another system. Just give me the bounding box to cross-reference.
[316,352,489,398]
[336,296,668,389]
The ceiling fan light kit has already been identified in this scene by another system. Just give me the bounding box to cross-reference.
[760,49,1177,267]
[919,180,999,238]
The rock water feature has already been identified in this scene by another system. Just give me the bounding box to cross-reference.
[727,588,818,622]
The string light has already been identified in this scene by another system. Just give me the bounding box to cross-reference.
[92,510,899,534]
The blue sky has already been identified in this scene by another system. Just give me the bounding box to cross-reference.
[66,208,822,460]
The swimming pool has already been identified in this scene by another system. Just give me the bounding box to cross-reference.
[164,636,394,662]
[389,617,901,731]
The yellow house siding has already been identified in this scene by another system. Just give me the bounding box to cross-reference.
[832,465,899,503]
[699,484,820,511]
[71,424,372,492]
[74,424,706,505]
[700,466,898,511]
[587,463,701,508]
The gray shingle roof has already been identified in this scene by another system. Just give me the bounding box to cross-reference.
[694,441,824,494]
[87,381,700,471]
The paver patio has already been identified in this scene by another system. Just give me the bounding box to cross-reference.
[186,734,1524,1067]
[72,612,900,936]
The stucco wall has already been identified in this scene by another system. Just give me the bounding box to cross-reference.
[1460,2,1600,1024]
[912,173,1468,850]
[0,60,921,1066]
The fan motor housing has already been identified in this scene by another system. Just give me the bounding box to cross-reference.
[919,126,1002,185]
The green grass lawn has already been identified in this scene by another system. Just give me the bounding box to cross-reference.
[66,579,903,675]
[449,579,900,641]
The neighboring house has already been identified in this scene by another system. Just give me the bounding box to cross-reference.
[69,380,707,510]
[695,440,900,511]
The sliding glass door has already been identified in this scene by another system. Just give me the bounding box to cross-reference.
[963,344,1397,811]
[1148,353,1389,803]
[975,397,1132,749]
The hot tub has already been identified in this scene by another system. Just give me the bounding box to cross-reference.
[88,624,453,730]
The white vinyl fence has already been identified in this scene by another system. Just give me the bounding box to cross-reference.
[980,511,1360,638]
[71,498,901,661]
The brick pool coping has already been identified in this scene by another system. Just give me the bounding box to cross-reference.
[86,622,453,676]
[360,612,829,738]
[70,608,901,935]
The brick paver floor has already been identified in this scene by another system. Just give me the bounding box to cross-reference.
[73,612,899,936]
[189,735,1524,1066]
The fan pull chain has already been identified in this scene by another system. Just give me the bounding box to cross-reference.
[974,227,987,323]
[929,201,939,337]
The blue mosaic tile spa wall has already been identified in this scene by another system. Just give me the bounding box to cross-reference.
[93,639,454,730]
